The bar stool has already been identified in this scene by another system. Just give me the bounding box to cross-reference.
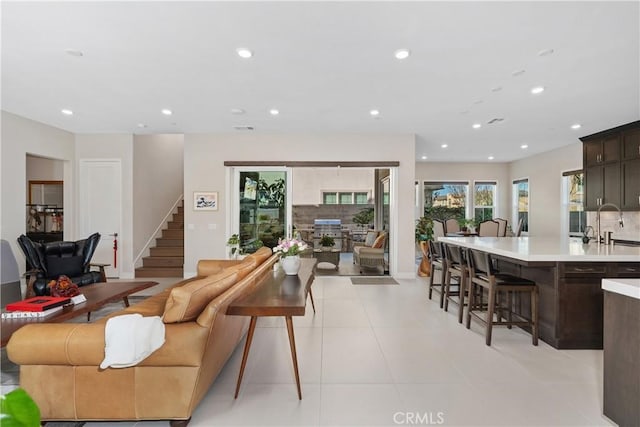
[465,248,539,346]
[427,240,447,308]
[442,243,468,323]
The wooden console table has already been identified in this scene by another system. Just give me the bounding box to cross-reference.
[227,258,317,400]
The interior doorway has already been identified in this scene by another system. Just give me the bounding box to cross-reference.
[25,154,65,243]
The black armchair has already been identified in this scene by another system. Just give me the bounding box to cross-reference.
[17,232,107,297]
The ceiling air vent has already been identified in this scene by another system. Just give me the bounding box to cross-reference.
[233,125,254,131]
[487,118,505,125]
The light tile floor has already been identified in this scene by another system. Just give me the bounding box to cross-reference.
[2,274,613,426]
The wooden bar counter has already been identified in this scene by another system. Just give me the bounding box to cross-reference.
[439,237,640,349]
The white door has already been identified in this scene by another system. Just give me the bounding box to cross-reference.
[79,159,121,278]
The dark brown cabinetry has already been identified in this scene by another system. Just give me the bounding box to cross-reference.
[621,158,640,209]
[581,120,640,211]
[583,135,620,166]
[585,163,620,210]
[622,127,640,160]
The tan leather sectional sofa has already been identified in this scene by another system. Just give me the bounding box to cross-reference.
[7,247,277,426]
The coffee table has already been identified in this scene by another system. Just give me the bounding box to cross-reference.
[1,281,157,347]
[313,248,340,270]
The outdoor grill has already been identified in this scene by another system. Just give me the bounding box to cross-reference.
[313,219,342,250]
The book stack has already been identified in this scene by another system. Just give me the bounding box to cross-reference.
[2,296,71,319]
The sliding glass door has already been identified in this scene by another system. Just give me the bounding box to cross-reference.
[233,168,292,253]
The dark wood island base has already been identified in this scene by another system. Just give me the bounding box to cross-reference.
[494,257,639,349]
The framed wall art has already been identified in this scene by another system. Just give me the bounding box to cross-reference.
[193,191,218,211]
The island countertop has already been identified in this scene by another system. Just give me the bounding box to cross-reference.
[438,236,640,262]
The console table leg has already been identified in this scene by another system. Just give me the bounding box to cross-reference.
[285,316,302,400]
[235,316,257,399]
[308,289,316,314]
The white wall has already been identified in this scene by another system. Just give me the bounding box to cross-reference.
[508,142,583,236]
[133,134,184,264]
[292,168,373,204]
[184,133,416,278]
[1,111,75,292]
[26,155,64,186]
[415,161,511,219]
[75,134,135,278]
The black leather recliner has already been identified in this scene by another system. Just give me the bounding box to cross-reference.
[17,232,106,297]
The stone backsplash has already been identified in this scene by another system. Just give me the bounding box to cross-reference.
[587,210,640,242]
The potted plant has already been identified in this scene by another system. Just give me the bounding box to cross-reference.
[415,216,433,243]
[319,234,335,250]
[226,234,240,259]
[415,216,433,277]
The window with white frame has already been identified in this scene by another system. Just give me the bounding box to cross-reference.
[423,181,469,219]
[323,191,370,205]
[563,170,586,235]
[512,179,529,233]
[474,181,496,222]
[323,192,337,204]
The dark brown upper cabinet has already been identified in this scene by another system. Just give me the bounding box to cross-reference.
[622,128,640,160]
[581,121,640,211]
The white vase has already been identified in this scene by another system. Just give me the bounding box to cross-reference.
[280,255,301,275]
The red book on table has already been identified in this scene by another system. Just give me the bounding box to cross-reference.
[6,296,72,312]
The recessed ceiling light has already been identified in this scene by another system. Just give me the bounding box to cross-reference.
[370,109,380,117]
[488,156,495,160]
[571,123,582,130]
[236,48,253,59]
[421,155,427,160]
[531,86,545,94]
[472,123,481,129]
[64,48,83,57]
[521,144,528,149]
[512,69,526,77]
[538,48,554,57]
[61,109,73,116]
[269,109,279,116]
[394,49,410,60]
[137,123,147,128]
[441,144,448,148]
[230,108,245,115]
[161,109,172,116]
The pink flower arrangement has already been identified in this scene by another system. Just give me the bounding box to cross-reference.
[272,238,308,258]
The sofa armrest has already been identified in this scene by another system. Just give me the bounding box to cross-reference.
[355,247,384,256]
[7,321,209,367]
[197,259,243,276]
[89,263,109,282]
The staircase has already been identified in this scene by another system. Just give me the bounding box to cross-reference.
[135,204,184,278]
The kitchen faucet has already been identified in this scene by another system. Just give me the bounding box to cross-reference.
[596,203,624,245]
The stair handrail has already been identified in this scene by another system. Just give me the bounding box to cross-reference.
[133,194,184,268]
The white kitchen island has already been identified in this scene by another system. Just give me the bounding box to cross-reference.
[438,236,640,349]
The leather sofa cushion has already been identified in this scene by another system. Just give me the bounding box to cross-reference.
[245,246,273,265]
[372,234,386,249]
[47,255,84,278]
[163,270,239,323]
